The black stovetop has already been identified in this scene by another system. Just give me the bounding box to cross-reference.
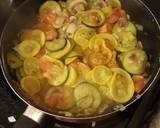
[0,0,160,128]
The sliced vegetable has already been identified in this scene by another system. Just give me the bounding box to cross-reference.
[35,22,58,41]
[21,29,45,47]
[78,62,91,79]
[64,50,80,58]
[107,8,121,24]
[112,19,137,52]
[16,67,26,81]
[110,68,134,103]
[113,31,137,52]
[113,19,137,35]
[64,49,81,65]
[74,83,102,108]
[66,23,78,38]
[77,95,93,109]
[44,65,69,86]
[88,0,106,9]
[64,66,78,87]
[105,0,121,7]
[89,35,113,64]
[85,70,95,84]
[44,87,75,110]
[119,49,148,74]
[132,75,148,93]
[67,0,87,13]
[43,55,64,68]
[81,9,105,27]
[14,40,41,58]
[89,33,118,49]
[53,13,66,29]
[102,6,113,17]
[92,65,112,85]
[20,76,41,95]
[74,26,96,49]
[39,1,61,14]
[7,51,23,69]
[35,47,46,59]
[47,39,74,59]
[16,69,22,81]
[45,38,66,52]
[89,36,105,49]
[23,57,40,76]
[65,57,78,65]
[84,49,111,67]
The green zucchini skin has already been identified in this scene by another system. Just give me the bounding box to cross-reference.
[47,39,74,59]
[45,38,67,52]
[74,82,102,109]
[48,66,69,86]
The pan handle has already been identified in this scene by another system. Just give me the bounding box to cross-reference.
[13,106,45,128]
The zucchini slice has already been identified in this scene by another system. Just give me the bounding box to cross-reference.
[92,65,112,85]
[23,57,41,76]
[21,29,45,47]
[67,0,87,11]
[45,38,66,52]
[65,57,78,65]
[7,51,23,69]
[16,67,26,81]
[74,83,102,108]
[113,31,137,52]
[44,66,69,86]
[64,66,78,87]
[119,49,148,74]
[20,76,41,95]
[43,55,64,68]
[64,51,79,58]
[78,62,91,79]
[105,0,121,7]
[74,26,96,49]
[81,9,105,27]
[89,33,118,50]
[39,1,61,14]
[47,39,74,59]
[14,40,41,58]
[113,20,137,36]
[110,68,134,103]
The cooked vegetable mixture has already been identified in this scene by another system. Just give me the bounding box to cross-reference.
[7,0,150,117]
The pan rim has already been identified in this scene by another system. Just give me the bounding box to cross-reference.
[0,0,160,121]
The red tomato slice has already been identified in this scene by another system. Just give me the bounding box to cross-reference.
[132,75,148,93]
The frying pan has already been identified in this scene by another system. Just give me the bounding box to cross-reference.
[0,0,160,128]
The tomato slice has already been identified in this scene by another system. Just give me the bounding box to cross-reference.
[44,87,75,110]
[35,22,58,41]
[132,75,149,93]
